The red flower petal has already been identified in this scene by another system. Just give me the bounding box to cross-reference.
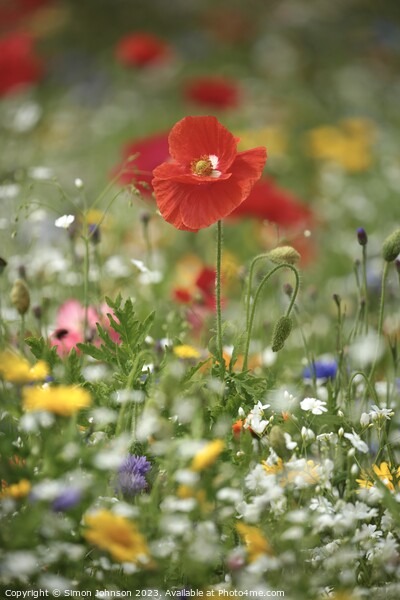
[115,33,170,68]
[184,76,240,109]
[168,116,237,173]
[230,177,313,227]
[0,32,43,96]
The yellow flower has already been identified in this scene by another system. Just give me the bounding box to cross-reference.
[0,479,31,500]
[173,345,201,359]
[305,118,376,172]
[263,458,320,487]
[262,457,284,475]
[83,510,149,564]
[22,385,91,416]
[0,350,49,384]
[191,440,224,471]
[357,462,397,492]
[236,522,272,562]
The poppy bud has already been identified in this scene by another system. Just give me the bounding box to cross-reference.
[382,229,400,262]
[271,316,293,352]
[267,246,300,265]
[283,283,293,298]
[0,257,7,275]
[357,227,368,246]
[332,294,341,308]
[269,425,287,458]
[10,279,30,315]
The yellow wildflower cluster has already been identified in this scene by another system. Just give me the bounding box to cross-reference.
[236,522,272,562]
[22,385,92,416]
[262,458,320,486]
[83,510,149,564]
[356,461,400,492]
[173,345,201,359]
[306,117,376,172]
[191,440,224,471]
[0,479,31,500]
[0,350,49,384]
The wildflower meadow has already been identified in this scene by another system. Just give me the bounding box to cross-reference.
[2,1,400,599]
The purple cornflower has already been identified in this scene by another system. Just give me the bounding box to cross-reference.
[115,454,151,498]
[52,488,82,512]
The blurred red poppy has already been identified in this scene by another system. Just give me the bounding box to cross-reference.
[184,76,240,109]
[152,116,266,231]
[116,132,169,195]
[115,33,171,68]
[0,32,43,96]
[229,177,313,228]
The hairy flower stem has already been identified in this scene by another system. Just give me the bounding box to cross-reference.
[242,263,300,372]
[369,261,389,385]
[215,220,225,376]
[82,234,90,342]
[361,245,369,334]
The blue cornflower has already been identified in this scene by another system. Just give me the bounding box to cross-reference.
[303,360,337,382]
[115,454,151,497]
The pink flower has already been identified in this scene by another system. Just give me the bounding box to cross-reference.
[50,300,119,356]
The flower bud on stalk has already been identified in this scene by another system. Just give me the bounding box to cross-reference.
[357,227,368,246]
[10,279,30,315]
[271,316,293,352]
[382,229,400,262]
[267,246,301,265]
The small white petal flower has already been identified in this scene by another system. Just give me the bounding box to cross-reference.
[344,430,369,454]
[55,215,75,229]
[360,412,371,427]
[300,397,328,415]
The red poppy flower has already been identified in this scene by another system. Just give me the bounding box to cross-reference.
[152,116,267,231]
[0,32,43,96]
[115,132,169,195]
[184,76,240,109]
[115,33,171,68]
[230,177,313,228]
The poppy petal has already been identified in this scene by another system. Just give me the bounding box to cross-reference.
[168,116,237,172]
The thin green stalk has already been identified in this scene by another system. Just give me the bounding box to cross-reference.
[347,371,380,408]
[242,263,300,372]
[245,253,271,330]
[215,220,224,374]
[369,261,389,383]
[361,245,369,334]
[19,314,25,353]
[82,234,90,342]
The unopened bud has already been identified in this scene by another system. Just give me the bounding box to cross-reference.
[351,464,359,476]
[0,256,7,275]
[10,279,30,315]
[357,227,368,246]
[88,223,101,244]
[267,246,301,265]
[332,294,341,308]
[338,427,344,437]
[74,178,84,189]
[269,425,287,458]
[140,211,151,226]
[382,229,400,262]
[271,316,293,352]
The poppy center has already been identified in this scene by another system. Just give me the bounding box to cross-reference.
[191,156,214,176]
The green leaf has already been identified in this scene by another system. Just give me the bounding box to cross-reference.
[25,336,60,369]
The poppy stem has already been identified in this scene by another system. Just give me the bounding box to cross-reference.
[215,220,224,375]
[242,263,300,372]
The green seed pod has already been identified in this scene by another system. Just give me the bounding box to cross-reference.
[271,316,293,352]
[267,246,301,265]
[382,229,400,262]
[10,279,30,315]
